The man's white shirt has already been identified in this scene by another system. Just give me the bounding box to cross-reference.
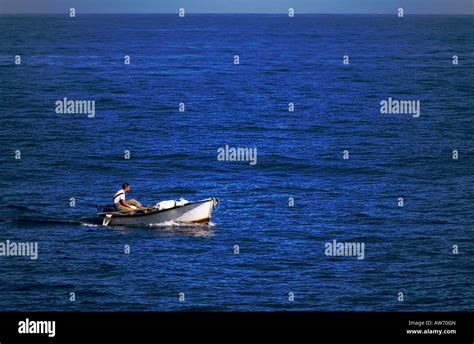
[113,189,125,204]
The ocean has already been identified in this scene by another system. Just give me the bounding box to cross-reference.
[0,14,472,311]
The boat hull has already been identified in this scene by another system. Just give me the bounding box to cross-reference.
[101,199,214,226]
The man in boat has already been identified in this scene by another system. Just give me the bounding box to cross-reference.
[113,183,145,212]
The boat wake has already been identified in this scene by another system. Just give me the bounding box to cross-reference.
[4,204,40,212]
[78,220,216,229]
[0,215,215,231]
[1,217,85,226]
[148,220,216,228]
[80,222,100,227]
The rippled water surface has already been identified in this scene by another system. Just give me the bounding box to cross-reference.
[0,15,473,311]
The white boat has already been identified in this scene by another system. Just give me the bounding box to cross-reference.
[97,198,218,226]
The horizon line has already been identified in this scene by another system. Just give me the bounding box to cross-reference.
[1,12,473,16]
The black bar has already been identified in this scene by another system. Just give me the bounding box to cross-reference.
[0,312,472,341]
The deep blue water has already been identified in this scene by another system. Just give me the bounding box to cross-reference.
[0,14,473,311]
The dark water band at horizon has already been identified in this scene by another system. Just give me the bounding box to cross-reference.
[0,14,473,311]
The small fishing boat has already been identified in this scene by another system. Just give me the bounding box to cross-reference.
[97,198,218,226]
